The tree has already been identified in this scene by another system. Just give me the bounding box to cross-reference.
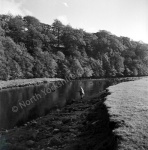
[7,15,25,43]
[57,51,65,60]
[44,54,58,77]
[24,16,40,27]
[70,58,84,78]
[113,54,124,74]
[83,67,93,77]
[0,62,9,80]
[57,60,71,78]
[25,25,44,54]
[135,43,148,59]
[102,54,112,76]
[0,14,148,80]
[61,26,86,51]
[33,59,44,78]
[52,19,64,47]
[0,26,5,36]
[89,58,104,77]
[83,32,98,57]
[8,60,23,79]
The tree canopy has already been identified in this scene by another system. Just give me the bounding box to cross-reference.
[0,14,148,80]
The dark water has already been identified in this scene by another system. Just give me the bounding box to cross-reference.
[0,79,111,130]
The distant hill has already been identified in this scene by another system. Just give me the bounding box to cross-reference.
[0,15,148,80]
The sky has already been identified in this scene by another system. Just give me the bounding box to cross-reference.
[0,0,148,43]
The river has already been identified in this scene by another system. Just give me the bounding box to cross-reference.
[105,77,148,150]
[0,79,110,130]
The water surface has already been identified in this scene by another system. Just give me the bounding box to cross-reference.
[0,79,109,130]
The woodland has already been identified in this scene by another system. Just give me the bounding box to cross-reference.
[0,15,148,80]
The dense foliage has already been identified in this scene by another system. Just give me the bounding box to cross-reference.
[0,15,148,80]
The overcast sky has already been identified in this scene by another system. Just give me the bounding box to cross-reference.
[0,0,148,43]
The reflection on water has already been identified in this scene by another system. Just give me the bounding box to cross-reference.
[0,79,110,130]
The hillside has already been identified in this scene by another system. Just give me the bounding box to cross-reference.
[0,15,148,80]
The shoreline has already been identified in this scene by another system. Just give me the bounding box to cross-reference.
[0,78,64,91]
[0,90,118,150]
[0,76,143,91]
[0,77,142,150]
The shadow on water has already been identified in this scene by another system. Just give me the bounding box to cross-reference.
[0,79,111,130]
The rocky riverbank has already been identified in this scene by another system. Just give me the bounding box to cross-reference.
[0,90,118,150]
[0,78,63,90]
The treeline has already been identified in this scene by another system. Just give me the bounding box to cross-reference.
[0,14,148,80]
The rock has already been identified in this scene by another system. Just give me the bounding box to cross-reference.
[53,128,60,133]
[30,120,37,127]
[45,120,50,125]
[52,121,63,128]
[46,147,53,150]
[31,131,39,139]
[77,124,83,130]
[26,140,35,147]
[69,129,77,133]
[61,126,69,132]
[67,107,74,112]
[48,137,62,146]
[62,118,71,124]
[6,143,27,150]
[63,143,80,150]
[5,130,8,133]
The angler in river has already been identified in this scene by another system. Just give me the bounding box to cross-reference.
[79,86,85,99]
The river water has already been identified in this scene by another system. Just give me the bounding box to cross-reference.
[105,77,148,150]
[0,79,110,130]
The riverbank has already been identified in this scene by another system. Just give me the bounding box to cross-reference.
[105,78,148,150]
[0,90,118,150]
[0,77,144,150]
[0,78,63,90]
[0,76,143,91]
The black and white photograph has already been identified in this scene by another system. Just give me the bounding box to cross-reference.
[0,0,148,149]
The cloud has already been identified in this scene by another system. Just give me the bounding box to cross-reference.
[63,2,69,7]
[57,15,69,25]
[0,0,32,16]
[85,27,98,33]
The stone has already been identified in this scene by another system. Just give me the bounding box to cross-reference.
[26,140,35,147]
[31,131,38,139]
[69,129,77,133]
[53,128,60,133]
[48,137,62,146]
[61,126,69,132]
[62,118,71,124]
[63,143,80,150]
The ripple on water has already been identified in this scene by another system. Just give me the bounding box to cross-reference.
[105,78,148,150]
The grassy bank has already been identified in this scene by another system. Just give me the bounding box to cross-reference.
[0,90,118,150]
